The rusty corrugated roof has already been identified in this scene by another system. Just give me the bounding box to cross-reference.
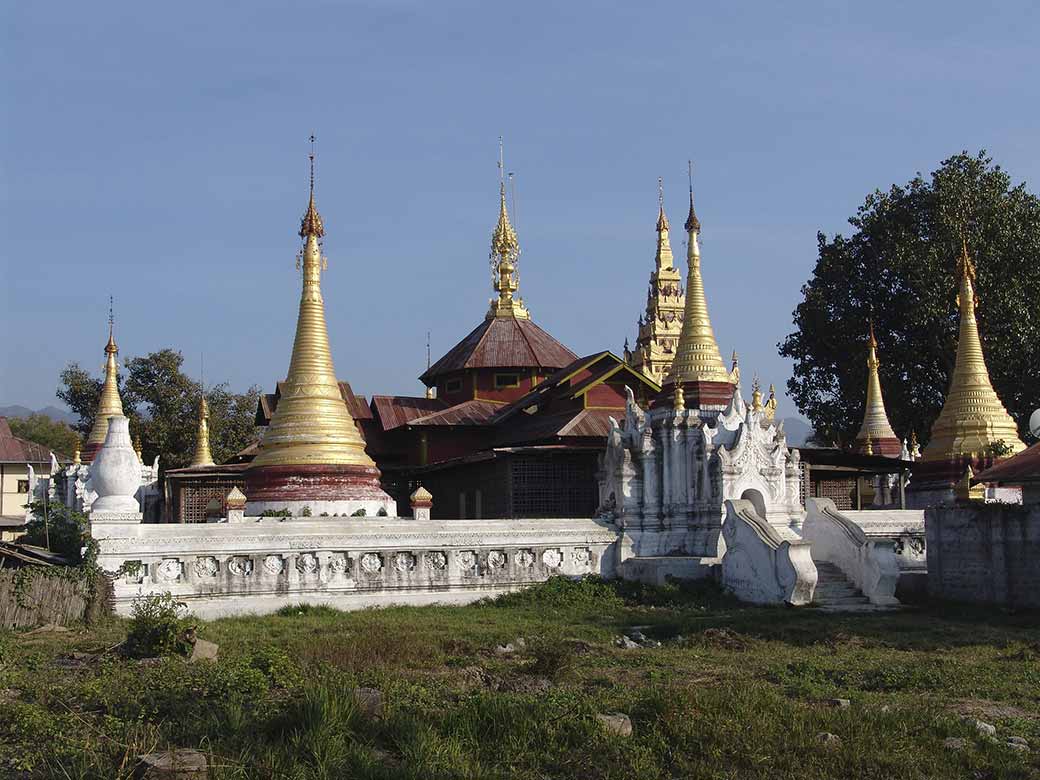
[409,399,502,427]
[371,396,448,431]
[974,441,1040,485]
[495,409,616,446]
[421,317,577,383]
[0,417,72,464]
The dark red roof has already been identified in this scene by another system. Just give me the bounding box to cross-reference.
[974,442,1040,485]
[0,417,72,464]
[496,409,617,446]
[371,396,448,431]
[422,316,577,384]
[409,400,502,427]
[257,381,372,426]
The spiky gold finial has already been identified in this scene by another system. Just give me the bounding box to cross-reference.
[764,383,778,421]
[487,139,528,320]
[299,136,325,239]
[653,177,674,271]
[864,432,874,455]
[684,160,701,233]
[920,242,1024,464]
[751,376,763,413]
[133,431,143,463]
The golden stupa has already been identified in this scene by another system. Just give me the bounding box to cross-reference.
[853,323,901,456]
[82,316,125,463]
[248,158,375,471]
[190,395,215,467]
[659,172,734,404]
[920,243,1024,465]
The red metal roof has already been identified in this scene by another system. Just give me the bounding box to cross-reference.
[409,399,502,427]
[371,396,448,431]
[974,441,1040,485]
[422,316,577,383]
[495,409,617,446]
[0,417,72,464]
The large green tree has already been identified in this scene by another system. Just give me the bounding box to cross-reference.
[57,349,260,469]
[780,152,1040,448]
[8,414,81,457]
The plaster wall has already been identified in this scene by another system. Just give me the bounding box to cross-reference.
[925,504,1040,608]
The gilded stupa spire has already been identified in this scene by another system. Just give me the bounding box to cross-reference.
[249,140,375,470]
[190,395,215,467]
[83,298,126,460]
[854,321,900,455]
[920,241,1024,463]
[654,177,674,269]
[662,168,732,391]
[684,160,701,234]
[487,138,529,320]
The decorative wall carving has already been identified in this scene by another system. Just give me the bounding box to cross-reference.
[425,551,448,570]
[458,550,477,570]
[486,550,506,569]
[263,555,284,575]
[360,553,382,573]
[228,556,253,576]
[156,558,183,582]
[515,549,535,568]
[542,548,562,569]
[297,553,319,575]
[393,552,416,573]
[193,557,218,578]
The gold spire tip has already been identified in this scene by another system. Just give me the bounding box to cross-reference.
[685,161,700,233]
[299,135,325,239]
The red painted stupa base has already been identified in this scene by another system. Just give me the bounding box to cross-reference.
[244,463,390,503]
[853,436,904,458]
[909,453,1003,490]
[651,380,736,411]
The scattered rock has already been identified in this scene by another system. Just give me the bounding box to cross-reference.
[1005,737,1030,752]
[135,749,208,778]
[494,643,518,656]
[828,698,852,709]
[816,732,842,748]
[137,657,163,667]
[642,638,662,648]
[595,712,633,737]
[630,630,647,643]
[879,705,892,713]
[189,639,219,664]
[502,675,553,694]
[512,637,527,649]
[459,666,492,688]
[963,718,997,737]
[615,635,640,650]
[354,687,384,719]
[944,737,968,751]
[27,623,70,635]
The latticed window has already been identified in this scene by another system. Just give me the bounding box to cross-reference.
[178,479,244,523]
[509,454,598,518]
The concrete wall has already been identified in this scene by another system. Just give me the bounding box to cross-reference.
[925,504,1040,608]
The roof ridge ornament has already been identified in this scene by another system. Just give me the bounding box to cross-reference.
[487,137,529,320]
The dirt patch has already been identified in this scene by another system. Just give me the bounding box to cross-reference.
[700,628,752,651]
[951,699,1039,722]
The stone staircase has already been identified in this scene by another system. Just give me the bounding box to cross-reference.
[812,561,894,612]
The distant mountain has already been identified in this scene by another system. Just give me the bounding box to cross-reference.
[0,405,78,425]
[780,417,813,447]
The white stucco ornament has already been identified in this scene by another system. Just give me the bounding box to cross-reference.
[90,416,141,513]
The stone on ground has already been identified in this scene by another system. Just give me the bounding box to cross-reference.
[595,712,633,737]
[943,737,968,750]
[189,639,218,663]
[614,635,640,650]
[816,732,841,748]
[27,623,70,634]
[355,687,384,718]
[828,698,851,708]
[135,749,208,778]
[963,717,996,736]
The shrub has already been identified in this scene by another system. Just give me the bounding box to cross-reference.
[487,575,625,611]
[259,508,292,518]
[124,593,194,658]
[301,505,312,517]
[523,636,577,680]
[351,508,367,517]
[20,501,90,563]
[376,507,388,517]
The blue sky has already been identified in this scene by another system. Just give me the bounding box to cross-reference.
[3,1,1038,421]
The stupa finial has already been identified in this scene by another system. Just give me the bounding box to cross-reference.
[299,134,325,239]
[684,160,701,233]
[83,299,126,462]
[487,137,528,320]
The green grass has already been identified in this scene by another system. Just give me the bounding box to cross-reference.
[1,576,1038,779]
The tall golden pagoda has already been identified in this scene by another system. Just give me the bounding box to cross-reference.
[658,168,735,407]
[853,323,902,457]
[629,179,686,384]
[245,144,391,513]
[914,242,1025,490]
[81,310,125,463]
[189,395,215,467]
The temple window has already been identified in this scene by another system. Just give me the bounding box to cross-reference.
[494,373,520,389]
